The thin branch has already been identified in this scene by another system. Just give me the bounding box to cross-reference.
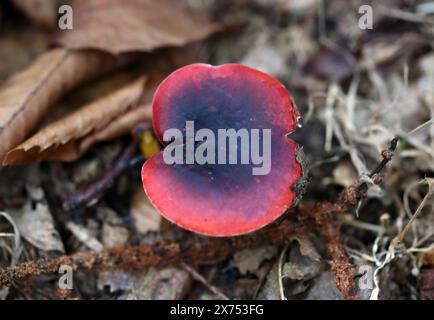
[394,178,434,246]
[181,262,229,300]
[369,137,398,178]
[0,215,314,288]
[64,142,142,210]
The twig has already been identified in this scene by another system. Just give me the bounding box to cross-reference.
[181,262,230,300]
[371,178,433,300]
[378,6,434,25]
[64,142,142,210]
[305,137,398,299]
[278,244,290,300]
[0,233,15,237]
[406,118,434,137]
[0,211,21,265]
[342,214,383,234]
[0,215,314,288]
[394,178,434,246]
[369,137,398,178]
[253,262,274,299]
[320,220,356,299]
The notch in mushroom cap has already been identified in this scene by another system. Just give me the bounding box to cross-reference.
[142,63,304,237]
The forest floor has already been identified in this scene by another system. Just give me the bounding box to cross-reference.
[0,0,433,300]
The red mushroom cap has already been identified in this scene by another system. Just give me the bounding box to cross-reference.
[142,63,303,236]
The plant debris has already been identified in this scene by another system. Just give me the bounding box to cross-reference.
[0,0,433,301]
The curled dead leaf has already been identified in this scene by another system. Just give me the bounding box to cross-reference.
[0,48,129,164]
[4,77,147,165]
[79,103,152,155]
[53,0,221,54]
[10,201,65,253]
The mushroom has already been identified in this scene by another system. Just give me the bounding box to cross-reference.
[142,63,303,236]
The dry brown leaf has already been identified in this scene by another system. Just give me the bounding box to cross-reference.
[10,201,65,253]
[100,207,130,248]
[11,0,64,29]
[119,267,191,300]
[38,70,145,129]
[0,22,49,81]
[130,187,162,234]
[97,266,191,299]
[53,0,221,54]
[4,77,147,165]
[305,271,343,300]
[232,246,277,275]
[36,103,152,162]
[0,48,128,163]
[79,103,152,154]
